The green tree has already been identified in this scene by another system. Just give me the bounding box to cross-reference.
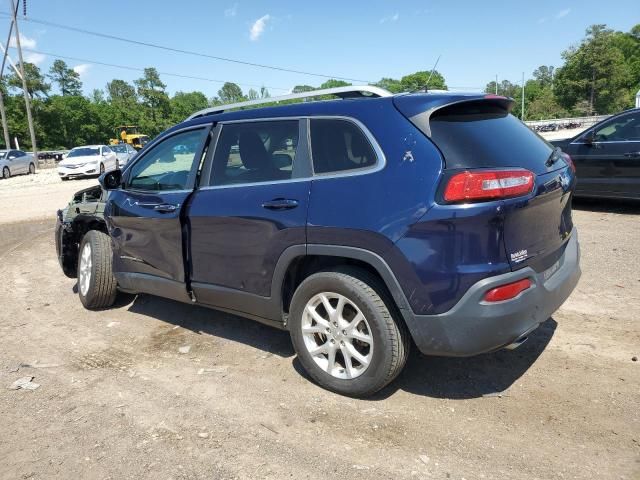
[554,24,633,114]
[319,79,351,89]
[247,88,259,100]
[48,60,82,96]
[6,62,50,98]
[374,77,404,93]
[106,79,137,104]
[134,68,170,123]
[169,91,209,122]
[400,70,447,91]
[218,82,244,103]
[532,65,555,88]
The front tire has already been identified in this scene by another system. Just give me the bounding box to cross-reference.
[28,163,35,174]
[2,166,10,179]
[77,230,118,310]
[289,268,409,397]
[99,163,105,174]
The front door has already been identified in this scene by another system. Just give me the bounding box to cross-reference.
[105,125,212,297]
[187,119,311,320]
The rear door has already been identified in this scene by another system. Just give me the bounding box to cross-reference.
[187,119,311,317]
[9,150,27,174]
[106,125,212,287]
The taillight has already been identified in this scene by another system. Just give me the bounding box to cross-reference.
[484,278,531,302]
[443,169,534,203]
[561,152,576,173]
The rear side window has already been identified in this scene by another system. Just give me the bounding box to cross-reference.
[429,102,553,171]
[210,120,298,186]
[310,119,377,174]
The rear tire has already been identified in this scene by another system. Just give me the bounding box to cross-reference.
[99,163,105,174]
[2,166,9,179]
[28,163,35,174]
[289,267,410,397]
[77,230,118,310]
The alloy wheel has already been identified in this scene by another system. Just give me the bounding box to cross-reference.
[79,242,92,296]
[301,292,374,379]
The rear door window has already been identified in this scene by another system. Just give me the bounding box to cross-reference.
[210,120,299,186]
[309,119,377,174]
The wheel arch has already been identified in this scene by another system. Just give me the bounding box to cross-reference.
[275,245,412,322]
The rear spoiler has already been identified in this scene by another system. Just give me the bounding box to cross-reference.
[393,93,515,137]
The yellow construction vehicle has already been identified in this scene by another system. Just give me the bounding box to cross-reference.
[109,125,150,151]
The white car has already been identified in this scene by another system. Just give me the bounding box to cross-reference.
[57,145,118,180]
[0,149,36,179]
[109,143,138,168]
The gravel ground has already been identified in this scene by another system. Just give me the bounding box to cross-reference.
[0,179,638,479]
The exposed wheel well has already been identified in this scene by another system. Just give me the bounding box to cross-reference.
[60,217,108,277]
[281,255,393,315]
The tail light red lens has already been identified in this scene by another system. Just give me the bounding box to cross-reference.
[484,278,531,302]
[443,169,535,203]
[561,152,576,173]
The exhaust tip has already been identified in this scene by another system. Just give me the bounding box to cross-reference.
[504,336,528,350]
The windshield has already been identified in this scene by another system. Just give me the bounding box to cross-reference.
[111,145,127,153]
[68,147,100,157]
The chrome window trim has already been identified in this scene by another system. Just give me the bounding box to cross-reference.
[199,115,386,191]
[570,140,640,145]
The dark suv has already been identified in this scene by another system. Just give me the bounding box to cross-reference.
[56,86,581,397]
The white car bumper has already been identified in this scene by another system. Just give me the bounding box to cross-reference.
[57,162,101,178]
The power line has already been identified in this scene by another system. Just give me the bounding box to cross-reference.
[16,47,291,92]
[3,13,371,83]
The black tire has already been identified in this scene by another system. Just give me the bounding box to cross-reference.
[289,267,410,397]
[28,163,35,174]
[77,230,118,310]
[2,166,10,179]
[99,163,105,174]
[115,159,119,170]
[61,177,69,181]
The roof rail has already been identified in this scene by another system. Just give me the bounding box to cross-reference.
[186,85,392,120]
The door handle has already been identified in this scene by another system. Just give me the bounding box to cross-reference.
[261,198,299,210]
[153,204,178,213]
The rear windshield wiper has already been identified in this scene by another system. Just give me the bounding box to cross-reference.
[546,147,562,167]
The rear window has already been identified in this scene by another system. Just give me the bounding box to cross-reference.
[429,102,553,171]
[310,119,377,174]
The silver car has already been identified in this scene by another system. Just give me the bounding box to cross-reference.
[0,149,36,179]
[109,143,138,168]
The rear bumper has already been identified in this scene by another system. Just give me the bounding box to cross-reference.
[404,229,581,356]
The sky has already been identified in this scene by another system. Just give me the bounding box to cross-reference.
[1,0,638,98]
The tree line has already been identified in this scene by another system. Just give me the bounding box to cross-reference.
[0,23,637,150]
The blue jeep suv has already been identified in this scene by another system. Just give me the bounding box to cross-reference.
[57,86,581,396]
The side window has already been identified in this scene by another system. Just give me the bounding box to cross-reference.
[594,114,640,141]
[128,128,208,191]
[102,146,112,154]
[210,120,298,186]
[310,119,377,174]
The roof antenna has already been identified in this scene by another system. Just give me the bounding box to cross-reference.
[424,54,442,92]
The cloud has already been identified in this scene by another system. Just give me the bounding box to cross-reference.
[9,33,36,49]
[380,13,399,24]
[225,3,238,17]
[250,14,270,41]
[24,52,45,65]
[555,8,570,19]
[73,64,91,77]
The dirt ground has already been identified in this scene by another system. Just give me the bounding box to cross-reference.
[0,174,638,480]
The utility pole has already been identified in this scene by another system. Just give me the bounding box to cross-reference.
[495,74,498,94]
[0,0,19,149]
[10,0,37,159]
[521,71,525,120]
